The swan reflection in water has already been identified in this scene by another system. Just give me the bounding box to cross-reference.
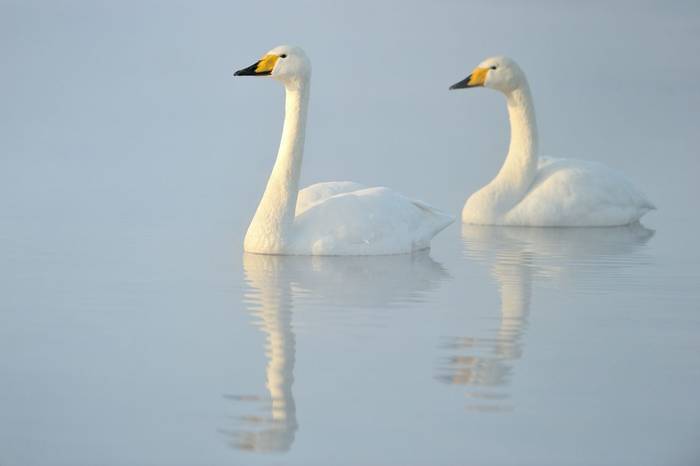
[437,224,654,411]
[224,251,450,452]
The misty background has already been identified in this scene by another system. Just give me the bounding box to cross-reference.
[2,0,698,233]
[1,1,699,465]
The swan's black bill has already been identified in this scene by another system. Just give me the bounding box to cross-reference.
[233,61,270,77]
[449,74,476,90]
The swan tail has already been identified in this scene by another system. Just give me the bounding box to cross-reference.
[637,196,656,216]
[637,202,656,221]
[412,199,455,237]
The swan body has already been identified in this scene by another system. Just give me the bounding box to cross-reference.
[235,45,453,255]
[451,56,654,226]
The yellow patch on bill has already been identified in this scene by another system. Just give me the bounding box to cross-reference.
[255,54,279,74]
[468,67,489,86]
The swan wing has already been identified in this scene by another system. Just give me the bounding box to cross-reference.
[296,181,367,215]
[508,158,655,226]
[292,186,454,255]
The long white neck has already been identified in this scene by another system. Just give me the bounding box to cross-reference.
[245,79,310,253]
[487,82,539,213]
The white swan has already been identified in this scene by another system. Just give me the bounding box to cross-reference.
[234,45,453,255]
[450,56,655,226]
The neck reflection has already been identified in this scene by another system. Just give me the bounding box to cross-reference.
[227,251,450,453]
[225,254,298,453]
[438,224,654,410]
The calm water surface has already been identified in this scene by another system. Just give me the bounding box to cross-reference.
[2,216,699,465]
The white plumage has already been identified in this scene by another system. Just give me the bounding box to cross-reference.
[235,45,453,255]
[293,182,452,255]
[452,56,654,226]
[494,156,654,226]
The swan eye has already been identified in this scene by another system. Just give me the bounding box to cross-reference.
[490,66,497,70]
[280,54,287,58]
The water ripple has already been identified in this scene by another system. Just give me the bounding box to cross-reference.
[435,224,656,412]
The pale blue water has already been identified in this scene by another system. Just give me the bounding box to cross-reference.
[2,216,699,465]
[2,1,699,465]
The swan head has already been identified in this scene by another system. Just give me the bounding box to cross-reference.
[234,45,311,85]
[449,56,525,94]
